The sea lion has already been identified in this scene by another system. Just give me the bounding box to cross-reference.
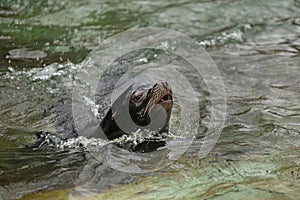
[28,82,173,149]
[101,82,173,140]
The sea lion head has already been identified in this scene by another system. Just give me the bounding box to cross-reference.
[100,82,173,140]
[129,82,173,127]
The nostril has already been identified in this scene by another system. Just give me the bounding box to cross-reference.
[162,82,168,88]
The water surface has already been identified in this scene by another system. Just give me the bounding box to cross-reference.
[0,0,300,199]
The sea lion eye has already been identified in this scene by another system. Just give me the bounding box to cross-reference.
[134,94,143,101]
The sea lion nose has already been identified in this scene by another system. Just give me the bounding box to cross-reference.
[161,82,168,88]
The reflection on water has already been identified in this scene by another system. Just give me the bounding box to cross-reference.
[0,0,300,199]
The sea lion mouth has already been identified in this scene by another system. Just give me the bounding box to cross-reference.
[157,94,172,104]
[143,82,173,117]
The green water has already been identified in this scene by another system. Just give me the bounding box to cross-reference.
[1,0,300,199]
